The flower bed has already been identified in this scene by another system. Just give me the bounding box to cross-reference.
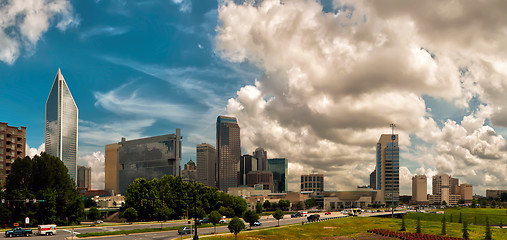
[367,229,464,240]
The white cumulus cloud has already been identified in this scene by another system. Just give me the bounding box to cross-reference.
[0,0,78,64]
[26,143,45,158]
[79,151,105,190]
[216,0,507,194]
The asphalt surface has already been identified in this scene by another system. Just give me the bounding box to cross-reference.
[3,211,405,240]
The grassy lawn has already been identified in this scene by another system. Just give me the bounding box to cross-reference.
[407,207,507,226]
[76,223,227,238]
[204,217,507,240]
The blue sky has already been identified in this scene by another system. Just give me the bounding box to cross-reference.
[0,0,257,166]
[1,0,506,194]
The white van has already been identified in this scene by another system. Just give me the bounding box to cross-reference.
[38,224,56,236]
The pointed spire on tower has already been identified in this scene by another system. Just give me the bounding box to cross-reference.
[56,68,64,81]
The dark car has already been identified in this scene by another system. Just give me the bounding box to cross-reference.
[307,214,320,222]
[197,217,209,225]
[251,221,261,226]
[178,227,194,235]
[291,212,302,218]
[5,227,32,237]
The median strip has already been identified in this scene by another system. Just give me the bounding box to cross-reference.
[76,223,227,238]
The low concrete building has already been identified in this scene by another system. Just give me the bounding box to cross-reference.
[428,194,460,205]
[228,186,271,198]
[486,189,507,199]
[244,191,313,211]
[323,190,382,210]
[246,170,274,191]
[93,195,125,208]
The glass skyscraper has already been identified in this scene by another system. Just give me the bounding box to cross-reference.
[115,130,182,194]
[375,134,399,203]
[267,158,288,193]
[45,69,78,183]
[216,116,241,191]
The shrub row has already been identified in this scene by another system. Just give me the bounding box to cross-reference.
[367,228,464,240]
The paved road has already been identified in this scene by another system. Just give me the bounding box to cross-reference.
[4,221,187,240]
[8,211,353,240]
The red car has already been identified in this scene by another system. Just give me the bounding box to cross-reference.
[325,212,331,215]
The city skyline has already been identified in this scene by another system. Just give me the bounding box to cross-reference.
[0,0,506,194]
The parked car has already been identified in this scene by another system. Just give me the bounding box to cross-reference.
[94,220,103,224]
[38,224,57,236]
[178,227,194,235]
[324,212,331,215]
[291,212,302,218]
[251,221,261,226]
[5,227,32,237]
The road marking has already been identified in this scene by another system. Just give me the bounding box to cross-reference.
[62,229,80,234]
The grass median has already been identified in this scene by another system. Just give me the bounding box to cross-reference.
[76,223,227,238]
[407,207,507,226]
[204,216,507,239]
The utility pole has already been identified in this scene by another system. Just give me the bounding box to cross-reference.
[390,123,396,219]
[193,181,199,240]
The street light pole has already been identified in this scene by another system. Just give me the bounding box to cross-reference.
[193,181,199,240]
[390,123,396,219]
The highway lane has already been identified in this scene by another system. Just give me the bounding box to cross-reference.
[7,221,189,240]
[9,211,352,240]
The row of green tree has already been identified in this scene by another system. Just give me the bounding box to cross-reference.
[0,153,83,226]
[401,214,498,240]
[119,175,247,222]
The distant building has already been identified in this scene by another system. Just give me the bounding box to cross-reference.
[246,170,274,191]
[450,177,459,194]
[181,160,197,183]
[267,158,288,193]
[227,186,271,198]
[196,143,216,187]
[92,195,125,208]
[77,165,92,190]
[369,169,376,189]
[80,189,111,198]
[0,122,26,185]
[105,129,182,194]
[456,184,473,203]
[411,175,428,204]
[105,143,120,195]
[253,148,267,171]
[486,189,507,199]
[244,191,313,211]
[375,134,399,204]
[216,116,241,191]
[240,154,257,185]
[301,174,324,195]
[429,174,461,205]
[323,190,382,210]
[45,69,78,183]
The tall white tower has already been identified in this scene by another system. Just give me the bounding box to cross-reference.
[45,68,78,183]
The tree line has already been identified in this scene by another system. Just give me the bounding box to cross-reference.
[0,153,83,226]
[0,153,249,226]
[120,175,247,222]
